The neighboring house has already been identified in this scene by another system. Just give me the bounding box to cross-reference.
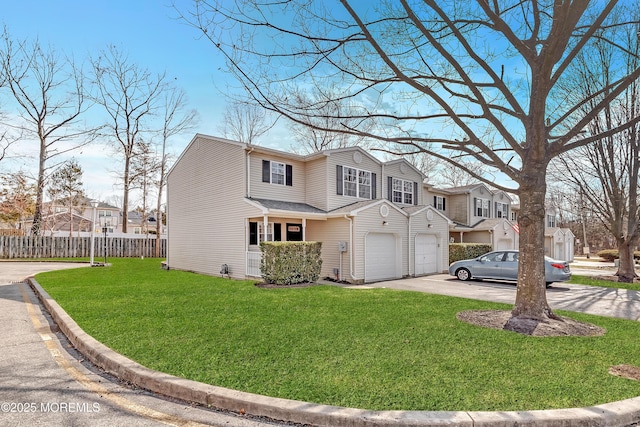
[166,134,451,283]
[26,198,121,236]
[511,204,575,261]
[126,211,159,235]
[425,183,519,250]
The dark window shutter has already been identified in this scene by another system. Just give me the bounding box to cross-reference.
[336,165,343,195]
[443,197,446,211]
[371,173,377,199]
[413,182,418,205]
[495,202,498,218]
[474,198,477,215]
[285,164,293,186]
[249,222,258,245]
[262,160,270,183]
[387,176,393,200]
[433,195,437,207]
[274,223,282,241]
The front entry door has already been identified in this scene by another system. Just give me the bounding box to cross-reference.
[286,223,303,241]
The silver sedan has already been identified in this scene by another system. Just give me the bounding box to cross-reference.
[448,250,571,285]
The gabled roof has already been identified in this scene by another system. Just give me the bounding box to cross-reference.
[383,158,426,179]
[402,205,454,224]
[327,198,408,217]
[470,218,514,231]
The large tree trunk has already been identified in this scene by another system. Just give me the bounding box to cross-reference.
[616,239,637,283]
[509,167,557,323]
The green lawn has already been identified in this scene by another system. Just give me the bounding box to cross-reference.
[570,274,640,291]
[35,259,640,412]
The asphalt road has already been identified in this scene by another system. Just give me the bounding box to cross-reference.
[0,262,289,427]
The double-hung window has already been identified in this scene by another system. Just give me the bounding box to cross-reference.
[262,160,292,186]
[496,202,508,218]
[341,166,372,199]
[435,196,445,211]
[392,178,413,205]
[271,162,285,185]
[547,214,556,228]
[475,198,490,217]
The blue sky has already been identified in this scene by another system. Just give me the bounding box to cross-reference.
[2,1,283,203]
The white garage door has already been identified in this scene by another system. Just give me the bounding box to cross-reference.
[415,234,437,275]
[365,233,399,282]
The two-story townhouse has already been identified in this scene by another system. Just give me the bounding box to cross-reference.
[166,134,451,283]
[423,183,519,250]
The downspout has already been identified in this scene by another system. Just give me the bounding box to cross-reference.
[246,145,254,198]
[344,214,357,281]
[408,213,412,276]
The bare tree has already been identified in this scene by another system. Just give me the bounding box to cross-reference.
[0,31,96,235]
[185,2,640,326]
[91,45,167,233]
[287,85,374,153]
[551,14,640,282]
[155,86,198,256]
[220,98,273,145]
[46,158,86,236]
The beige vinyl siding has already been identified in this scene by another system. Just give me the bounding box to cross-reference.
[304,157,329,211]
[249,152,306,202]
[167,136,261,278]
[383,162,423,206]
[326,150,381,211]
[353,204,407,280]
[470,187,493,223]
[448,194,469,225]
[423,188,450,218]
[306,217,350,280]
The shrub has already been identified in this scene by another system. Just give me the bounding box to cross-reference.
[260,241,323,285]
[449,243,493,264]
[596,249,640,262]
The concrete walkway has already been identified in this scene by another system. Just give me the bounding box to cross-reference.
[2,261,640,427]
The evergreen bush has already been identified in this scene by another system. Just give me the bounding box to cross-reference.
[260,241,323,285]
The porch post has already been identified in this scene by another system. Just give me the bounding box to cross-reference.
[302,218,306,241]
[263,215,269,241]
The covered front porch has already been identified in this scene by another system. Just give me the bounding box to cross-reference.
[244,198,327,277]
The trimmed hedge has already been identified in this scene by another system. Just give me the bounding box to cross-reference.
[260,241,323,285]
[596,249,640,262]
[449,243,493,264]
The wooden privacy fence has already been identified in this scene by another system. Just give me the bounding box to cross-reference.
[0,236,166,259]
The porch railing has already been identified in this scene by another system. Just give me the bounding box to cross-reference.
[246,251,262,277]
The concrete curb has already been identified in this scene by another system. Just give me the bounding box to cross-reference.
[28,278,640,427]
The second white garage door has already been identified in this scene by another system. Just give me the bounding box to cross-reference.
[415,234,438,275]
[365,233,400,282]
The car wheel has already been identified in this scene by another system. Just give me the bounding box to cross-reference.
[456,268,471,281]
[546,282,552,288]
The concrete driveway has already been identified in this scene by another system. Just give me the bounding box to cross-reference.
[368,273,640,321]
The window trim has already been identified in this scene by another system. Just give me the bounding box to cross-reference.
[392,177,414,205]
[475,197,490,217]
[342,165,373,199]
